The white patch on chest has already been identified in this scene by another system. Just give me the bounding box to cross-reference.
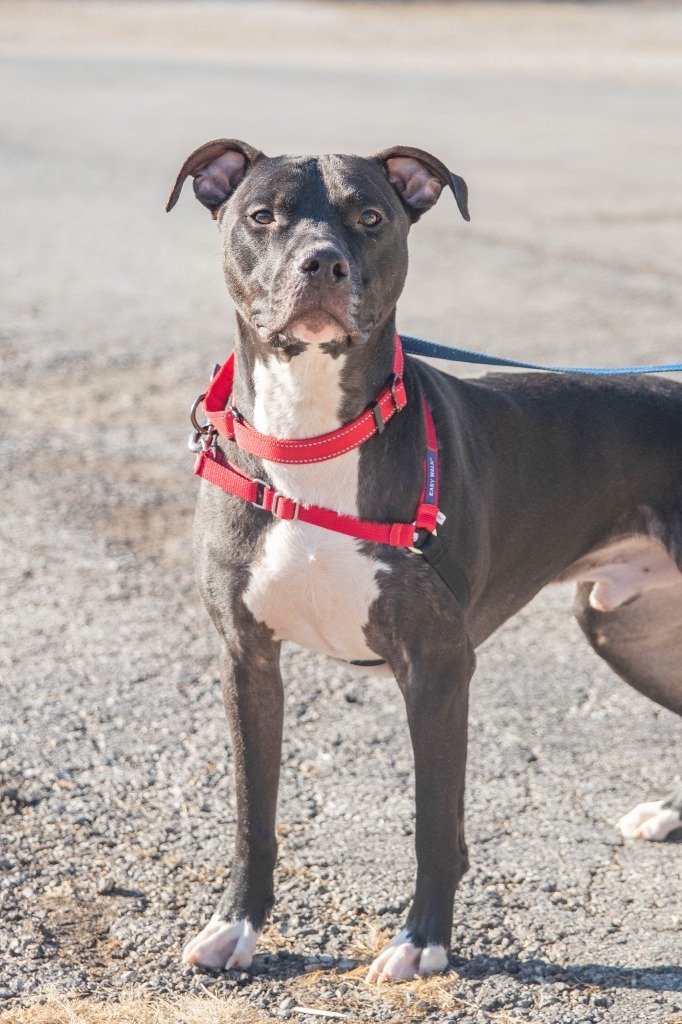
[243,345,388,661]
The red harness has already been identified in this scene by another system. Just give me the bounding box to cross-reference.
[192,334,441,549]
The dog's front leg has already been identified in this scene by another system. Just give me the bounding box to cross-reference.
[367,635,475,983]
[183,639,283,971]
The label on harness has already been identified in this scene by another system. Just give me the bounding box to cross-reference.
[425,449,437,504]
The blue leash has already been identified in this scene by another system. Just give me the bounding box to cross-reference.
[400,334,682,376]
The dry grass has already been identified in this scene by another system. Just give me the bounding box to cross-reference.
[0,923,475,1024]
[0,983,532,1024]
[0,993,268,1024]
[1,961,468,1024]
[287,925,467,1021]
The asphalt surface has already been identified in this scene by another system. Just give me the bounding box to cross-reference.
[0,3,681,1022]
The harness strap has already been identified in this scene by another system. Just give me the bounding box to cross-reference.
[417,534,470,607]
[203,337,407,463]
[194,395,440,550]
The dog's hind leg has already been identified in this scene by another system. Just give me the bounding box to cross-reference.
[573,571,682,841]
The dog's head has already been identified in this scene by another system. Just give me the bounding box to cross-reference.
[166,141,469,350]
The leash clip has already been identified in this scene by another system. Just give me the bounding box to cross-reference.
[188,427,218,452]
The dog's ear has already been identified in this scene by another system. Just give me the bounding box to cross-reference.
[371,145,469,223]
[165,139,265,217]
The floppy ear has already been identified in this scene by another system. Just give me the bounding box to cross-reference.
[371,145,469,222]
[165,138,264,217]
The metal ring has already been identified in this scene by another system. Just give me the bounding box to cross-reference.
[190,393,208,434]
[253,479,268,508]
[271,490,300,521]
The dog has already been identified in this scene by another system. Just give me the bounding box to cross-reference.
[166,140,682,982]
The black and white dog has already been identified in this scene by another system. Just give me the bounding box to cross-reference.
[166,140,681,982]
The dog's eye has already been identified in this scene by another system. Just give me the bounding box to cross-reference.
[251,209,274,225]
[358,210,382,227]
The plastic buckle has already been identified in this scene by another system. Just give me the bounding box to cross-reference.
[371,401,385,434]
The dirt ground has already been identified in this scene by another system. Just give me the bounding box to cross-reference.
[0,2,681,1023]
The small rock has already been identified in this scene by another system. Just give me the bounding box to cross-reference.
[97,876,117,895]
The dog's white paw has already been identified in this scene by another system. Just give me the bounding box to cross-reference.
[182,914,259,969]
[366,929,448,984]
[617,800,682,841]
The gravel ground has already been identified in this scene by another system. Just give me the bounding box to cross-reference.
[1,3,681,1023]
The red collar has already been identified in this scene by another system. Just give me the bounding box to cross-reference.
[191,332,441,549]
[201,333,407,463]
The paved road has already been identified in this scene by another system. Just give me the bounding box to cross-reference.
[1,3,680,1022]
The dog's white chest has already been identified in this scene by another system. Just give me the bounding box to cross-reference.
[241,347,387,661]
[244,521,383,660]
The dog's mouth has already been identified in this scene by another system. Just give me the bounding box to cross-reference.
[254,308,372,347]
[287,310,347,344]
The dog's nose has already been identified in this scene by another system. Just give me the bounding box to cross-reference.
[297,246,350,285]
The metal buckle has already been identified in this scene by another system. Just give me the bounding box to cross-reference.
[407,526,436,554]
[272,491,300,521]
[253,479,268,508]
[390,373,402,409]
